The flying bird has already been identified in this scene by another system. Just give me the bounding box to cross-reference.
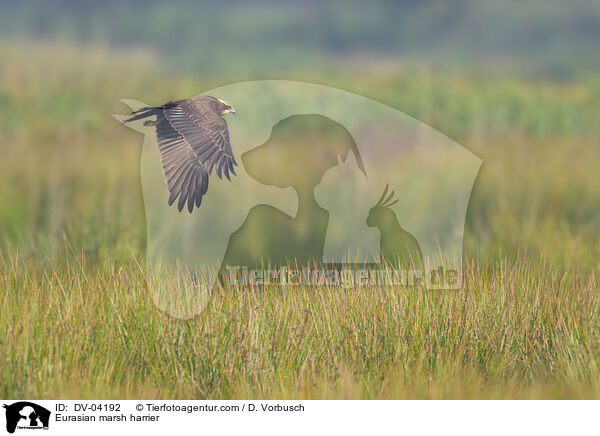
[122,95,238,213]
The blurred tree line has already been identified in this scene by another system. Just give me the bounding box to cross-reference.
[1,0,599,79]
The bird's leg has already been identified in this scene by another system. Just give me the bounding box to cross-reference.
[143,117,162,127]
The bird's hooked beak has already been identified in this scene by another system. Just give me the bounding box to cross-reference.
[229,107,236,114]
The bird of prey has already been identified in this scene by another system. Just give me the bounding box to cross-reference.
[122,95,238,213]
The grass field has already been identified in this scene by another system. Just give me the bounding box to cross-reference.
[1,41,600,399]
[2,250,599,399]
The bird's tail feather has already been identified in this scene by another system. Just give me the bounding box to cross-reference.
[121,106,162,124]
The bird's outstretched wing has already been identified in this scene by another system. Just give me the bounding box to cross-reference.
[155,114,210,213]
[164,99,237,180]
[153,98,237,213]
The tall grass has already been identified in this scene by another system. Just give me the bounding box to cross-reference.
[1,245,599,399]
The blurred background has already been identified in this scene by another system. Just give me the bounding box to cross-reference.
[1,0,599,268]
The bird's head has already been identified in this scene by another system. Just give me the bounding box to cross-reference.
[216,98,236,115]
[366,184,399,228]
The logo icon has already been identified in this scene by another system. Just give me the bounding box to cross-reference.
[3,402,50,434]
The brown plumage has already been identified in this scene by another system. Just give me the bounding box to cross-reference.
[122,95,237,213]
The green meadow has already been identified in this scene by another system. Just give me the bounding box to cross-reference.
[1,39,600,399]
